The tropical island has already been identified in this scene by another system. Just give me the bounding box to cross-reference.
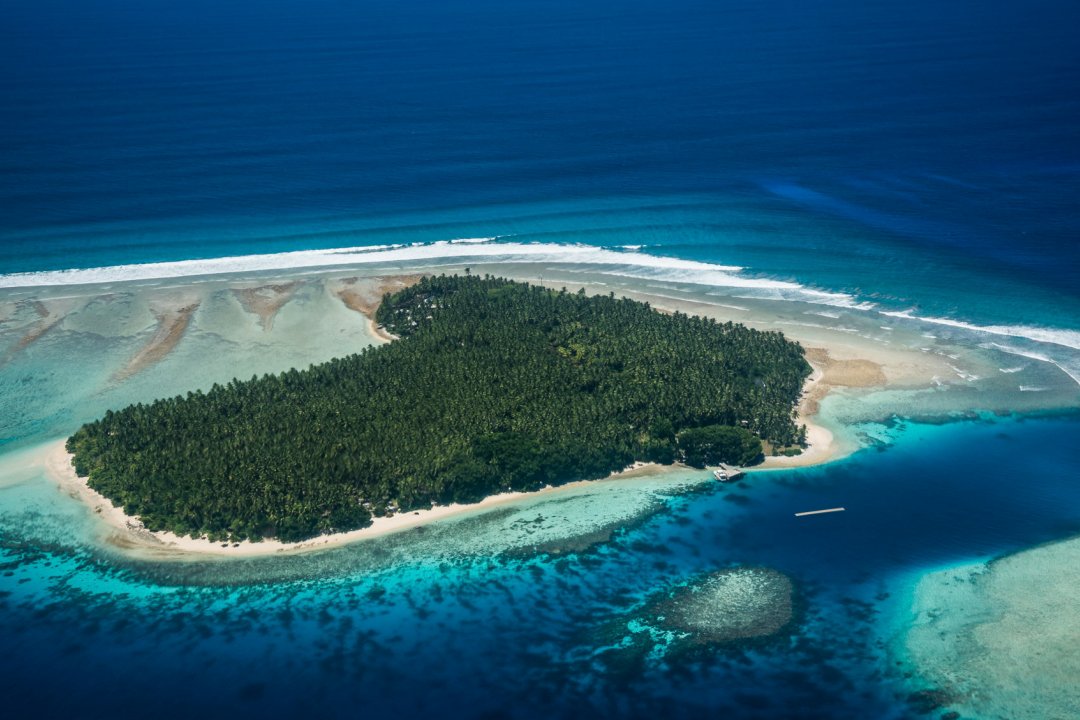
[65,275,811,543]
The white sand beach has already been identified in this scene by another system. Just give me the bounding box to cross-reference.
[44,439,677,559]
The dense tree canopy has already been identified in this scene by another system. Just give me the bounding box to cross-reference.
[68,276,810,542]
[676,425,762,468]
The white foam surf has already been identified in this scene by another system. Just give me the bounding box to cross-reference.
[0,240,867,309]
[884,310,1080,389]
[987,343,1080,389]
[4,240,1077,389]
[880,309,1080,352]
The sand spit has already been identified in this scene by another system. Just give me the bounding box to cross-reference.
[334,274,422,342]
[44,439,674,560]
[113,302,200,382]
[231,281,300,331]
[1,299,76,365]
[335,274,425,315]
[905,537,1080,719]
[800,347,887,415]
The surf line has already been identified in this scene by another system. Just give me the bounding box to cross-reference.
[795,507,846,517]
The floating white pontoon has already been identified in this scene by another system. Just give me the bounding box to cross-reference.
[794,507,846,517]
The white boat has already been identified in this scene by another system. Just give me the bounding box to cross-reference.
[712,464,744,482]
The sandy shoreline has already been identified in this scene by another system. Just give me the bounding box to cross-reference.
[45,441,677,559]
[755,359,841,470]
[334,274,421,343]
[753,346,885,470]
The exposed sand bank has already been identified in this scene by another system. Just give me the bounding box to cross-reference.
[334,274,422,342]
[334,274,424,315]
[113,301,200,382]
[45,440,675,560]
[752,348,886,469]
[801,347,887,413]
[231,282,300,331]
[1,297,81,366]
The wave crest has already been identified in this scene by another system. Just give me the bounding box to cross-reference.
[0,239,862,305]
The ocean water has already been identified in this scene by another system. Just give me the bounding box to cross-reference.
[2,0,1079,718]
[4,1,1079,321]
[3,415,1080,719]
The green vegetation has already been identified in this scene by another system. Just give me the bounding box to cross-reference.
[676,425,762,467]
[68,276,810,542]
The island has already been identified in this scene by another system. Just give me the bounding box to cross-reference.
[65,275,811,543]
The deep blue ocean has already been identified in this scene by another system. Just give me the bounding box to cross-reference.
[2,1,1079,718]
[4,0,1080,325]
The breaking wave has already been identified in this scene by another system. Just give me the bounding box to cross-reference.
[880,310,1080,353]
[0,238,867,307]
[3,239,1076,387]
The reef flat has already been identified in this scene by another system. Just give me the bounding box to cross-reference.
[904,537,1080,719]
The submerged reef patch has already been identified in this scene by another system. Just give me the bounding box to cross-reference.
[591,566,795,674]
[903,536,1080,719]
[658,566,794,642]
